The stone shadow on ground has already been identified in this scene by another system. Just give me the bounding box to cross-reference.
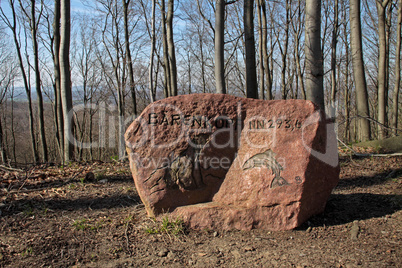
[1,193,142,216]
[0,174,140,217]
[300,193,401,228]
[337,168,402,189]
[2,174,133,192]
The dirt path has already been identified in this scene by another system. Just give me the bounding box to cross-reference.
[0,156,401,267]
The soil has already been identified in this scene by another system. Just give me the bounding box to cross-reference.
[0,156,401,268]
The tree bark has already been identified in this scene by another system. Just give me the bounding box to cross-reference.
[376,0,391,139]
[393,0,402,136]
[199,32,207,93]
[167,0,177,96]
[110,0,125,160]
[342,0,350,142]
[295,36,305,100]
[148,0,156,102]
[260,0,272,99]
[161,0,171,97]
[0,116,6,163]
[215,0,226,94]
[60,0,73,162]
[244,0,258,99]
[29,0,48,162]
[304,0,324,110]
[280,0,290,100]
[53,0,64,161]
[257,0,264,99]
[292,0,305,100]
[330,0,339,114]
[350,0,371,141]
[123,0,138,113]
[10,88,17,163]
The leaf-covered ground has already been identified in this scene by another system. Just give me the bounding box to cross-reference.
[0,156,401,267]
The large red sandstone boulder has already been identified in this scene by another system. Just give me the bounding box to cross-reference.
[125,93,339,230]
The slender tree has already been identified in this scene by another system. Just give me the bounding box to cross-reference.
[167,0,177,96]
[305,0,324,110]
[393,0,402,135]
[257,0,264,99]
[53,0,64,161]
[123,0,138,112]
[215,0,226,94]
[291,0,305,100]
[259,0,272,99]
[161,0,171,97]
[21,0,48,162]
[376,0,391,139]
[350,0,371,141]
[148,0,156,102]
[341,0,351,141]
[330,0,339,113]
[279,0,290,100]
[60,0,73,162]
[244,0,258,99]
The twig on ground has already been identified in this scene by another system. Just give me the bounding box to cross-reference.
[16,169,35,193]
[70,167,87,181]
[125,219,132,255]
[354,153,402,157]
[385,170,397,180]
[337,138,357,155]
[0,165,24,173]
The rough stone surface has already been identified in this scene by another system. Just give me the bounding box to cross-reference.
[125,94,244,216]
[125,93,340,230]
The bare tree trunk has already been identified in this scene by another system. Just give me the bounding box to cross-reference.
[0,116,6,163]
[199,33,207,93]
[290,0,305,100]
[26,83,38,163]
[215,0,226,94]
[385,3,393,136]
[187,48,192,94]
[167,0,177,96]
[89,98,94,160]
[117,86,125,160]
[28,0,48,162]
[148,0,156,102]
[4,0,39,163]
[350,0,371,141]
[280,0,290,100]
[244,0,258,99]
[260,0,272,99]
[269,6,275,98]
[53,0,64,162]
[330,0,339,114]
[295,38,305,100]
[305,0,324,110]
[60,0,73,162]
[376,0,391,139]
[10,88,17,163]
[393,0,402,136]
[123,0,138,112]
[110,1,125,160]
[161,0,171,97]
[342,0,351,142]
[257,0,264,99]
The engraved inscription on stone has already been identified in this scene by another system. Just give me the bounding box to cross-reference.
[242,149,290,188]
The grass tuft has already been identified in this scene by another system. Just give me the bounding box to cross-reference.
[145,216,185,235]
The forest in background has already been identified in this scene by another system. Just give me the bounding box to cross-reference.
[0,0,401,165]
